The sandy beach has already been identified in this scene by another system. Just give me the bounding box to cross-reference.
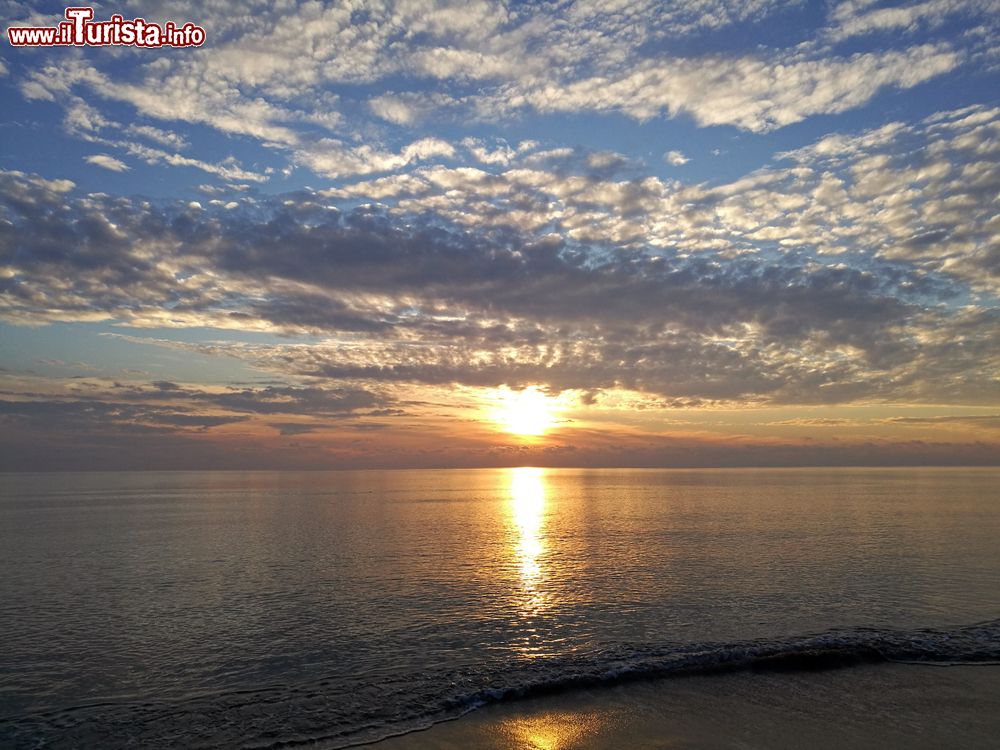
[375,663,1000,750]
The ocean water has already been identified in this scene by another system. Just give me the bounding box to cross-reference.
[1,467,998,748]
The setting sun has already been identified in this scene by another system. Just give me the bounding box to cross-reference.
[493,387,558,437]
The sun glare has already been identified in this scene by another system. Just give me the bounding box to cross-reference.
[494,386,558,437]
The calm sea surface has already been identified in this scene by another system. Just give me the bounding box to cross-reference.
[1,468,998,747]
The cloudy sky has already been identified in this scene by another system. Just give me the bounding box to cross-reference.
[1,0,998,470]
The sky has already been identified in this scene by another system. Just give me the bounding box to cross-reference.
[0,0,998,470]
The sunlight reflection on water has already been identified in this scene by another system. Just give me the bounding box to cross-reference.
[498,708,612,750]
[2,468,999,748]
[508,467,552,651]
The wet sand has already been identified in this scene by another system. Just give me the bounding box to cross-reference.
[373,664,1000,749]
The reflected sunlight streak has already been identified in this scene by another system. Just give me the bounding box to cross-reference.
[508,467,548,613]
[499,709,612,750]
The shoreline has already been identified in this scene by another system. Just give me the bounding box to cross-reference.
[370,662,1000,750]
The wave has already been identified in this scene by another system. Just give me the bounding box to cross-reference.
[348,619,1000,749]
[3,619,998,750]
[441,618,1000,713]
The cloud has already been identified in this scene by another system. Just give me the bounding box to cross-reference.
[116,141,268,182]
[186,385,384,416]
[462,138,530,166]
[12,0,980,188]
[768,417,855,426]
[0,379,392,442]
[295,137,456,179]
[41,90,269,184]
[484,44,961,132]
[84,154,130,172]
[827,0,1000,41]
[881,414,1000,429]
[2,385,997,470]
[664,150,690,166]
[368,94,425,126]
[125,124,190,150]
[0,397,249,434]
[1,103,997,409]
[268,422,321,436]
[19,57,307,147]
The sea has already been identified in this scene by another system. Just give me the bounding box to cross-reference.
[1,467,998,748]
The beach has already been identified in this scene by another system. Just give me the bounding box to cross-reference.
[376,663,1000,749]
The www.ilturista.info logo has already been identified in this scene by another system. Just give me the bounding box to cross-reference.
[7,7,206,47]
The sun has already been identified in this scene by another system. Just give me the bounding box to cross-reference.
[493,386,558,437]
